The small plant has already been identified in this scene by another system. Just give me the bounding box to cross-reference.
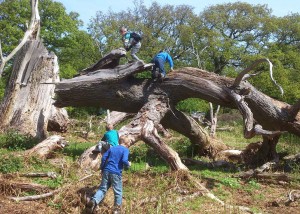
[0,154,23,173]
[220,177,241,189]
[0,130,38,150]
[34,175,63,189]
[248,179,260,189]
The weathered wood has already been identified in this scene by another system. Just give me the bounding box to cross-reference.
[54,64,300,137]
[54,50,300,168]
[8,190,59,201]
[78,145,101,171]
[0,0,69,139]
[20,172,58,179]
[47,106,69,132]
[0,180,49,194]
[182,158,237,170]
[118,94,188,171]
[209,103,220,137]
[25,135,67,159]
[105,111,133,126]
[161,109,227,157]
[0,40,65,139]
[78,48,127,74]
[0,0,40,76]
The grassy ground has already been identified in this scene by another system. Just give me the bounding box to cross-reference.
[0,113,299,213]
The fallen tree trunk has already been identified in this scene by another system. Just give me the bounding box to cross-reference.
[54,59,300,136]
[25,135,68,159]
[54,49,300,169]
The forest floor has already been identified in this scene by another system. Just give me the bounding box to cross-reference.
[0,166,299,214]
[0,114,299,213]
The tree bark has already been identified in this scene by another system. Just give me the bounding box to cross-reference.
[118,94,188,171]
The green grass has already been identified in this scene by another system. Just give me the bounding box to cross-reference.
[62,141,95,160]
[0,154,23,173]
[0,130,38,150]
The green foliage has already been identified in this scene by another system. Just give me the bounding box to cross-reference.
[129,143,168,172]
[0,130,38,150]
[34,175,63,189]
[0,154,23,173]
[0,0,100,82]
[66,106,102,119]
[220,177,241,189]
[63,142,95,160]
[247,179,261,190]
[176,98,209,113]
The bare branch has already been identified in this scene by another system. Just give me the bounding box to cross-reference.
[230,90,284,138]
[233,58,284,96]
[20,172,58,179]
[8,190,59,202]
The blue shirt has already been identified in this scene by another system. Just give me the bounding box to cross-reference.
[154,52,174,69]
[101,145,130,176]
[101,130,119,146]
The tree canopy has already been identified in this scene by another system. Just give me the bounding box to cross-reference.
[87,1,300,104]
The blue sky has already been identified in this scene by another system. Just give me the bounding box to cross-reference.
[55,0,300,28]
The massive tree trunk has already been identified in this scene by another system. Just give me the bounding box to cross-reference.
[0,39,68,139]
[0,0,69,139]
[54,49,300,170]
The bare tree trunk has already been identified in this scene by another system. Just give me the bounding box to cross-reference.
[0,0,69,139]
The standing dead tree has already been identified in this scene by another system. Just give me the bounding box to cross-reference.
[0,0,69,139]
[54,49,300,171]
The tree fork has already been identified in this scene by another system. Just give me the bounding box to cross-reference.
[119,94,188,171]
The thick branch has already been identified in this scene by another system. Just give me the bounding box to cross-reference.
[288,99,300,120]
[162,108,227,157]
[230,90,285,138]
[78,48,127,75]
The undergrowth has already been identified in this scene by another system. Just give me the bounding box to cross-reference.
[0,114,299,213]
